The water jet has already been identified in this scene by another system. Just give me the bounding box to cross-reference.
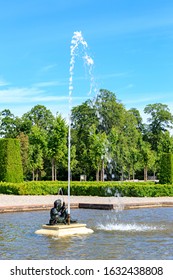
[36,31,94,237]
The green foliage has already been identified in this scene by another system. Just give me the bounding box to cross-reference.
[1,181,173,197]
[48,115,68,180]
[159,153,173,184]
[0,109,20,138]
[88,124,108,178]
[0,139,23,183]
[22,105,54,130]
[144,103,173,151]
[144,103,173,133]
[1,94,173,182]
[0,182,21,194]
[17,132,29,178]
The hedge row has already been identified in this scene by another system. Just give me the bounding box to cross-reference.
[0,139,23,183]
[1,181,173,197]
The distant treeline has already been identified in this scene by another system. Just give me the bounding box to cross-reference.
[0,89,173,182]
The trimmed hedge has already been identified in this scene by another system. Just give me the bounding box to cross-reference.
[159,153,173,184]
[0,181,173,197]
[0,139,23,183]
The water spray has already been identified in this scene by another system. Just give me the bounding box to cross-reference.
[68,31,95,221]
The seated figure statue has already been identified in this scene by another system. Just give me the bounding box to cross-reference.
[49,199,77,225]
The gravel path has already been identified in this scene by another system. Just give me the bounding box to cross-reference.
[1,194,173,213]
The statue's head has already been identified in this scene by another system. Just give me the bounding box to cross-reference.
[54,199,61,210]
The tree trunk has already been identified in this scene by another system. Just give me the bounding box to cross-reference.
[55,164,57,181]
[35,169,39,181]
[132,168,135,181]
[38,169,41,181]
[52,158,55,181]
[101,160,104,181]
[121,168,124,181]
[128,167,130,180]
[153,171,156,181]
[96,166,99,181]
[32,169,35,181]
[144,166,148,181]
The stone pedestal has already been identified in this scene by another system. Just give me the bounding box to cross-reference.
[35,223,94,237]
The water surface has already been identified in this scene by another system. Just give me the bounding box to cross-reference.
[0,207,173,260]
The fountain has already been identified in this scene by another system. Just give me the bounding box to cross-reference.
[35,31,94,237]
[3,207,173,259]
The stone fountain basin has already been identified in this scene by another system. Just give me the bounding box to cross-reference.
[35,223,94,237]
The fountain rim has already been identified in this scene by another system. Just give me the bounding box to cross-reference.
[1,200,173,214]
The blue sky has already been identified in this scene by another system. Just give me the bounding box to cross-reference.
[0,0,173,123]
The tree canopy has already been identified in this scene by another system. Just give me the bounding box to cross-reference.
[0,91,173,181]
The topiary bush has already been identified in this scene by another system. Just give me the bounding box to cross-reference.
[159,153,173,184]
[0,139,23,183]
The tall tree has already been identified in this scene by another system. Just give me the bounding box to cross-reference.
[128,108,144,132]
[48,115,68,180]
[22,105,54,131]
[17,132,29,179]
[122,110,142,180]
[22,105,55,179]
[28,125,47,180]
[139,141,155,181]
[0,109,21,138]
[71,100,98,177]
[88,125,109,181]
[144,103,173,151]
[94,89,125,134]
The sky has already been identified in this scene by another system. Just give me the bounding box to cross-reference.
[0,0,173,124]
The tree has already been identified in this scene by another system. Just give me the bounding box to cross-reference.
[22,105,54,131]
[48,115,68,180]
[28,125,47,180]
[71,89,127,180]
[22,105,55,180]
[140,141,155,181]
[0,109,21,138]
[17,132,29,179]
[122,110,142,180]
[88,125,109,181]
[72,100,98,131]
[128,108,144,132]
[144,103,173,151]
[107,110,142,181]
[71,100,98,178]
[94,89,125,134]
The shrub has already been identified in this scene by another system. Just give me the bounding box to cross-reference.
[0,139,23,183]
[1,181,173,197]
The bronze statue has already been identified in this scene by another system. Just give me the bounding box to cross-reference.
[49,199,77,225]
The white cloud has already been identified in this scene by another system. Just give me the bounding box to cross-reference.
[126,84,134,89]
[33,80,67,88]
[0,77,9,87]
[96,72,128,80]
[0,87,43,103]
[0,84,87,119]
[124,92,173,105]
[40,64,57,73]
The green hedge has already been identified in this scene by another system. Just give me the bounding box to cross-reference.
[1,181,173,197]
[0,139,23,183]
[159,153,173,184]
